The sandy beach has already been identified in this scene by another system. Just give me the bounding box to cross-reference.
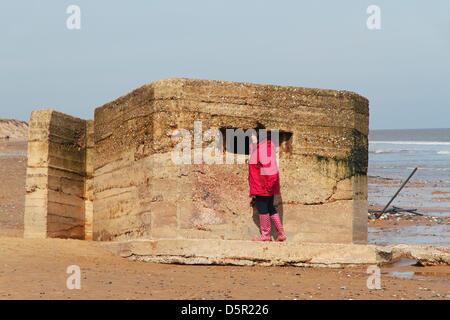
[0,237,449,300]
[0,140,26,238]
[0,140,449,300]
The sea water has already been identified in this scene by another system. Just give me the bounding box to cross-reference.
[369,128,450,184]
[368,128,450,246]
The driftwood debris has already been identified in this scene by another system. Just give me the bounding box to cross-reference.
[369,206,423,216]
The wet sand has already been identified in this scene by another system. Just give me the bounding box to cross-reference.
[0,141,449,300]
[368,175,450,247]
[368,175,450,217]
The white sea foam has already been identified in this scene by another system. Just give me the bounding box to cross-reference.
[369,149,408,154]
[437,150,450,155]
[372,166,450,171]
[374,149,392,154]
[409,166,450,171]
[370,141,450,146]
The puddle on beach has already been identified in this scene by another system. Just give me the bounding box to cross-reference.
[383,258,418,279]
[382,258,450,282]
[389,271,416,279]
[369,222,449,282]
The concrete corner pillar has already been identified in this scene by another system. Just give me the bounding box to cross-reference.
[24,109,92,239]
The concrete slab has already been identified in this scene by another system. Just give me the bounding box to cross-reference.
[96,239,384,267]
[96,239,450,268]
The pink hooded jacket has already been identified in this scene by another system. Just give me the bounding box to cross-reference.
[248,139,280,197]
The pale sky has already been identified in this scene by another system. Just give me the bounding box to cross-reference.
[1,1,449,129]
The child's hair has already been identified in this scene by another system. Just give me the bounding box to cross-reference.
[253,122,269,142]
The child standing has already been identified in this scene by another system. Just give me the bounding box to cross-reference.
[248,123,286,242]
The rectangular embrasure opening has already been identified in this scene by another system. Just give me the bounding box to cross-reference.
[219,128,292,157]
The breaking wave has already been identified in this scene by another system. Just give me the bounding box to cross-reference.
[369,149,409,154]
[372,166,450,171]
[370,141,450,146]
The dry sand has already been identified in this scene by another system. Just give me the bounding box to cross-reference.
[0,140,26,237]
[0,141,449,300]
[1,237,449,300]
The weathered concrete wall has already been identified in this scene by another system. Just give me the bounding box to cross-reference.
[93,87,155,240]
[24,110,51,238]
[93,78,369,244]
[24,110,92,239]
